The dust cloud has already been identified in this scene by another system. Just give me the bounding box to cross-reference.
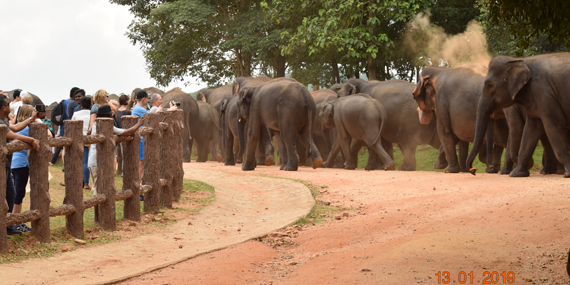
[403,12,491,76]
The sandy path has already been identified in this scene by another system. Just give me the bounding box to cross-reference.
[122,162,570,285]
[2,167,313,285]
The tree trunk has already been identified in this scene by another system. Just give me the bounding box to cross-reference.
[355,62,360,79]
[313,84,320,91]
[276,54,286,78]
[331,53,339,83]
[244,54,251,77]
[367,54,377,81]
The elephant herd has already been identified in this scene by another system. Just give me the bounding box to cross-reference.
[136,52,570,177]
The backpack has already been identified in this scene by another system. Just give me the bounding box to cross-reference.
[51,100,66,126]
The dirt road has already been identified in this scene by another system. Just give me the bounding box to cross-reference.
[124,162,570,285]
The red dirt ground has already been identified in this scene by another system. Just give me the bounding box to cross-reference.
[121,162,570,285]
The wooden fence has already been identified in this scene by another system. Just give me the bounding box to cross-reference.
[0,110,184,252]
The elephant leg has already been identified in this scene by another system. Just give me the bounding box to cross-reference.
[256,138,267,165]
[224,130,235,165]
[296,137,309,167]
[183,128,192,162]
[539,111,570,177]
[273,131,287,170]
[458,140,469,172]
[280,127,299,171]
[299,122,322,169]
[314,132,329,163]
[540,135,564,174]
[499,144,514,175]
[209,141,216,162]
[325,132,343,169]
[338,136,353,171]
[433,144,448,169]
[347,140,366,169]
[196,139,207,162]
[261,127,275,166]
[398,144,417,171]
[437,122,461,173]
[369,141,394,171]
[242,120,261,171]
[381,139,395,170]
[510,117,543,177]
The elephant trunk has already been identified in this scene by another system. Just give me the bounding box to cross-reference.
[467,97,494,174]
[221,112,226,154]
[237,118,246,161]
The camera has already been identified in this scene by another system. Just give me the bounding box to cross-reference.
[171,101,181,107]
[35,104,45,112]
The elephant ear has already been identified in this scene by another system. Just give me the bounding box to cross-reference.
[412,75,430,100]
[233,82,240,95]
[505,60,532,100]
[220,98,229,114]
[348,84,357,95]
[322,102,334,124]
[239,87,253,104]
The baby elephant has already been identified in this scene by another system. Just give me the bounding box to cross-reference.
[317,93,394,170]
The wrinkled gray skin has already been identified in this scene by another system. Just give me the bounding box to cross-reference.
[108,93,120,102]
[237,78,322,171]
[499,104,563,176]
[467,53,570,177]
[413,67,508,173]
[338,78,444,171]
[160,88,199,162]
[317,94,394,170]
[204,85,233,161]
[298,89,343,168]
[224,76,275,166]
[196,88,214,102]
[192,101,222,162]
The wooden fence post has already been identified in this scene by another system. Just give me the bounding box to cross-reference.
[159,111,173,208]
[122,116,140,221]
[172,110,184,202]
[0,125,7,252]
[96,118,116,231]
[143,112,161,213]
[29,122,50,243]
[63,120,84,238]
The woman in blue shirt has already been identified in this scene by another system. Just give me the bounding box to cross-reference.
[11,106,53,232]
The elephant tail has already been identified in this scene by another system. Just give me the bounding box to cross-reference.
[306,106,313,159]
[368,101,386,149]
[210,108,222,131]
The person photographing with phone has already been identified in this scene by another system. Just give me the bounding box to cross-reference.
[148,93,178,113]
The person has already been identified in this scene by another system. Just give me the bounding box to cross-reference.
[149,94,163,113]
[108,99,120,126]
[87,89,108,134]
[67,88,84,119]
[87,105,144,194]
[10,89,22,118]
[49,87,77,167]
[0,95,40,237]
[10,105,52,232]
[115,95,131,176]
[131,90,149,184]
[71,96,92,190]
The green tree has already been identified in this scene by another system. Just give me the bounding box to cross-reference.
[111,0,286,87]
[482,0,570,49]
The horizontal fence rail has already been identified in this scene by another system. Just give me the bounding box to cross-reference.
[0,110,184,252]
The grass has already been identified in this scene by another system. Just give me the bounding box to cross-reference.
[1,159,215,263]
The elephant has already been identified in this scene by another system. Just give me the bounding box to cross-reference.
[196,88,214,102]
[130,87,165,109]
[237,78,322,171]
[338,78,445,171]
[298,89,343,168]
[108,93,120,103]
[220,95,274,166]
[221,76,275,166]
[47,102,58,110]
[330,84,343,94]
[159,87,199,162]
[413,67,509,173]
[193,101,222,162]
[467,53,570,177]
[317,94,394,170]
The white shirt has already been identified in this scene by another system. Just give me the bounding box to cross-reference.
[10,101,22,116]
[87,122,125,167]
[71,109,91,135]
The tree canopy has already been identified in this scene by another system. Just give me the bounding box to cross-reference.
[111,0,569,89]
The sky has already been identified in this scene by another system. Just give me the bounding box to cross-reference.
[0,0,207,105]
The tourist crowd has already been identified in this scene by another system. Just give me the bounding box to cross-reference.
[0,87,177,238]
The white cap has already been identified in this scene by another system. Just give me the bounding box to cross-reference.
[20,90,28,96]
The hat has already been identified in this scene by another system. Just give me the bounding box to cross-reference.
[136,90,148,99]
[20,90,28,97]
[97,105,113,117]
